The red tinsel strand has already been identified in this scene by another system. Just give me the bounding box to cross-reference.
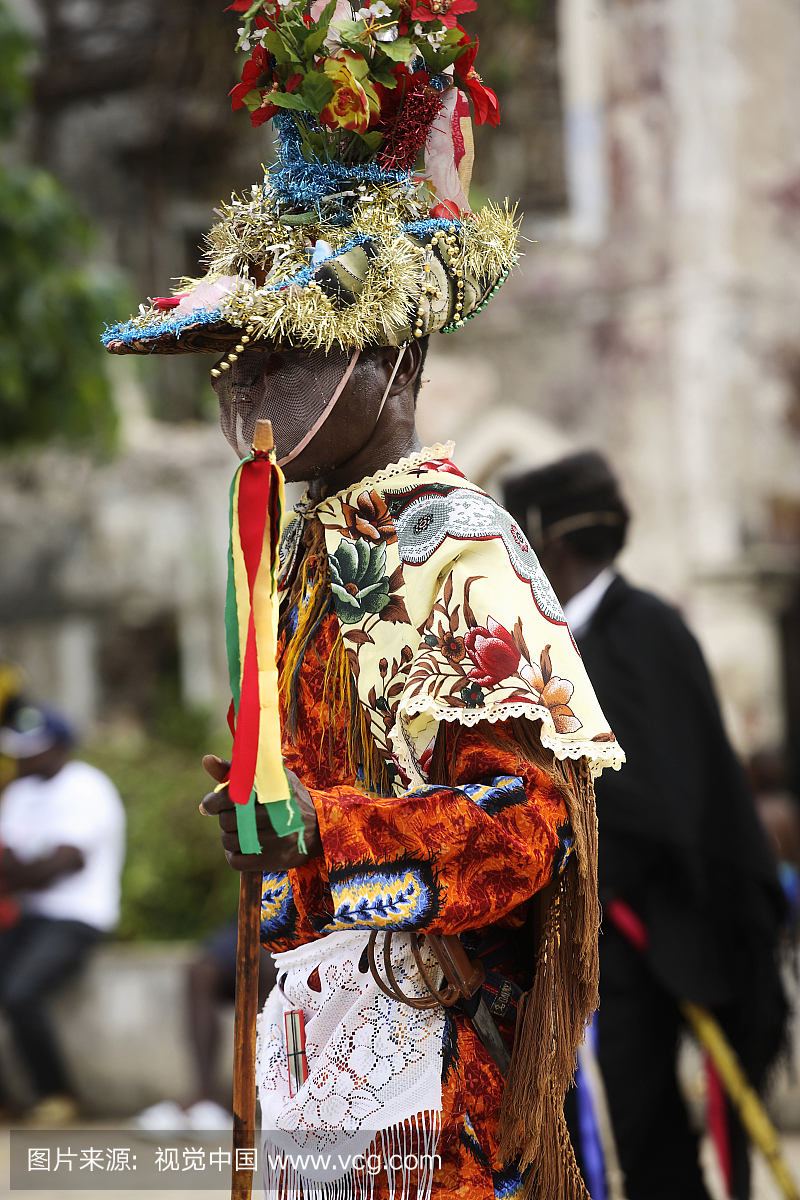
[376,78,444,172]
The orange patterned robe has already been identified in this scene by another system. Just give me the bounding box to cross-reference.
[261,567,572,1199]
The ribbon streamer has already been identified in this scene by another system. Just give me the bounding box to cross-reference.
[225,421,304,854]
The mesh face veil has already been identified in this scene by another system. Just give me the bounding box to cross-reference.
[212,346,360,465]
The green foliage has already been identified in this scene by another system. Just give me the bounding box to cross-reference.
[84,732,239,943]
[0,2,125,450]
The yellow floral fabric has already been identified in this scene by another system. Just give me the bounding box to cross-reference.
[305,444,624,791]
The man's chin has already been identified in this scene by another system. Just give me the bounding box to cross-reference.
[282,460,326,484]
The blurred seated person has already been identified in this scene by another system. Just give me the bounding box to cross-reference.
[0,706,126,1125]
[136,915,276,1130]
[504,453,787,1200]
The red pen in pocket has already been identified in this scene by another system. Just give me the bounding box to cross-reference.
[284,1009,308,1096]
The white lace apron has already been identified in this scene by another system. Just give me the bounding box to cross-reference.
[257,929,445,1199]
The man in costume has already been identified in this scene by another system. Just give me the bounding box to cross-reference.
[504,453,788,1200]
[104,4,624,1195]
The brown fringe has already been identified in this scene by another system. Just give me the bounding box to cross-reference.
[321,632,394,796]
[433,717,600,1199]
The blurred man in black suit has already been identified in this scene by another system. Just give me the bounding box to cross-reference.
[504,453,787,1200]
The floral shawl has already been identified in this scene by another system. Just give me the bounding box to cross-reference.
[279,443,624,789]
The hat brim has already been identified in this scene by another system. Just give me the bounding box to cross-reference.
[103,196,518,357]
[105,321,242,356]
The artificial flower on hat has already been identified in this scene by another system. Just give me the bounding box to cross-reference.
[103,0,513,357]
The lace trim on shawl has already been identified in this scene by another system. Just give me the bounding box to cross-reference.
[328,443,456,502]
[389,695,624,786]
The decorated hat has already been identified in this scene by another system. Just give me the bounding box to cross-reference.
[103,0,518,361]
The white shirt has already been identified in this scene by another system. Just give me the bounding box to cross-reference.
[562,568,617,641]
[0,760,126,932]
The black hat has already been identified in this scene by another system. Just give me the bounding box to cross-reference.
[503,451,629,550]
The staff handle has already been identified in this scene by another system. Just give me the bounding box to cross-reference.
[232,870,263,1200]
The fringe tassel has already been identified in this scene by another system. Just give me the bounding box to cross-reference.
[495,723,600,1200]
[262,1110,440,1200]
[433,717,599,1199]
[321,632,394,796]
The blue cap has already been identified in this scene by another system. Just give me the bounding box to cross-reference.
[0,706,75,759]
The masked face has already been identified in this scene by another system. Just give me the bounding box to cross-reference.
[211,346,358,464]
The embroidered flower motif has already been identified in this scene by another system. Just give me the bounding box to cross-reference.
[329,540,391,624]
[520,646,582,735]
[460,681,485,708]
[339,488,396,544]
[440,632,465,663]
[463,617,521,687]
[424,628,465,663]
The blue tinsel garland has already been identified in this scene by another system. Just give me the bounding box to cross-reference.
[102,304,224,349]
[269,112,410,222]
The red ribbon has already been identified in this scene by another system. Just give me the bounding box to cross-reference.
[228,453,274,806]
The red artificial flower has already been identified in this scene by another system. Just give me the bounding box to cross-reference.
[463,617,521,687]
[430,200,462,219]
[230,44,271,110]
[153,295,189,310]
[227,0,278,15]
[454,38,500,126]
[250,102,278,127]
[407,0,477,29]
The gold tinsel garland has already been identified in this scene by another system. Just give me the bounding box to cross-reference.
[116,181,520,352]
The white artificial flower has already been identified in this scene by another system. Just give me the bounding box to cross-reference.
[324,22,345,51]
[370,2,393,15]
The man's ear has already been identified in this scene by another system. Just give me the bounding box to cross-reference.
[379,342,423,396]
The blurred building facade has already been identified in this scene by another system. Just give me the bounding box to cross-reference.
[3,0,800,774]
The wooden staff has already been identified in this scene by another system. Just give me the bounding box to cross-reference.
[232,869,263,1200]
